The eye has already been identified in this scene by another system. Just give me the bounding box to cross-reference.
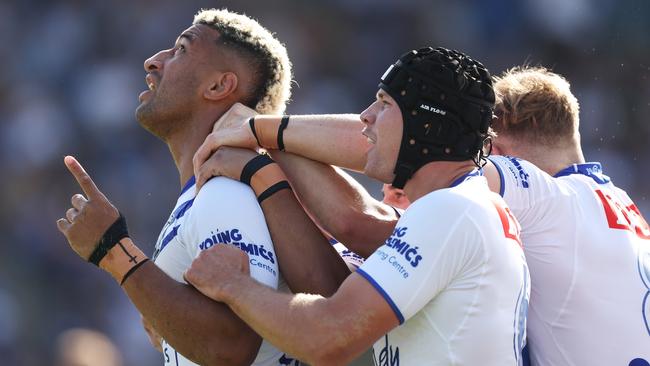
[173,44,186,56]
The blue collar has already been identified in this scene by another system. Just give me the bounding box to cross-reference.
[553,162,610,184]
[180,176,196,195]
[450,168,484,188]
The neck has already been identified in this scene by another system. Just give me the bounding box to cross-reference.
[403,160,478,202]
[166,106,230,187]
[522,145,585,177]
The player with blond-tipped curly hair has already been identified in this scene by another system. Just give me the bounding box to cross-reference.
[56,9,350,366]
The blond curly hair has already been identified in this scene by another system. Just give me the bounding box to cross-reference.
[194,9,292,114]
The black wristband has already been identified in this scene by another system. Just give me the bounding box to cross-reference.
[120,258,149,286]
[89,213,130,266]
[249,117,262,147]
[240,154,275,186]
[277,115,290,151]
[257,181,291,203]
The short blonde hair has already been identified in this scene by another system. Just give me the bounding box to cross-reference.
[194,9,292,114]
[492,66,580,147]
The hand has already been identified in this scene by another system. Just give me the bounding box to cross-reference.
[193,103,258,179]
[195,147,259,190]
[184,245,250,302]
[141,315,163,353]
[56,156,120,261]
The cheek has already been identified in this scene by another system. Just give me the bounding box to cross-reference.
[158,72,198,104]
[384,110,403,156]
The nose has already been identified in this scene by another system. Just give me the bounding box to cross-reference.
[360,103,376,126]
[143,50,168,72]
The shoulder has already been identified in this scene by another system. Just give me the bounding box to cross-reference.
[610,184,634,204]
[489,155,543,190]
[406,188,474,217]
[189,177,259,212]
[489,155,571,205]
[198,176,256,198]
[398,188,481,240]
[180,177,265,236]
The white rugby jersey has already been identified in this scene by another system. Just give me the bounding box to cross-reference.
[357,172,530,365]
[490,156,650,366]
[329,238,365,270]
[152,176,300,366]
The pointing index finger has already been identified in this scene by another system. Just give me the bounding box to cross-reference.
[64,156,103,200]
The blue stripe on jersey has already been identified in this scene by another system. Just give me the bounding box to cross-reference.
[636,251,649,290]
[488,157,506,197]
[160,225,180,253]
[522,344,531,366]
[449,168,484,188]
[553,162,611,184]
[180,176,196,195]
[172,199,195,220]
[642,292,650,337]
[356,268,405,324]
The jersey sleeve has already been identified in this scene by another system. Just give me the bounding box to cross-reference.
[356,195,480,323]
[179,177,279,290]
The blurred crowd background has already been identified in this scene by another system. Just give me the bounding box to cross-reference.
[0,0,648,364]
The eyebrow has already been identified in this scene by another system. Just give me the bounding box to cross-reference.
[177,33,196,45]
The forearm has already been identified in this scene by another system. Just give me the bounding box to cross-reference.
[259,189,350,296]
[109,242,260,365]
[271,152,397,258]
[272,114,368,171]
[220,276,366,365]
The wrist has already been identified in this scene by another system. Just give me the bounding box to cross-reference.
[218,272,249,304]
[99,238,149,285]
[88,213,130,265]
[249,115,290,150]
[240,155,292,203]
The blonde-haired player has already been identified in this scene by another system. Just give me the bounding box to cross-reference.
[488,66,650,366]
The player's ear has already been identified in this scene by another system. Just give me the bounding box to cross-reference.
[204,72,238,101]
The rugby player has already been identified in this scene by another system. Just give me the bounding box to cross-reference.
[487,67,650,365]
[56,9,348,366]
[186,47,530,365]
[195,61,650,364]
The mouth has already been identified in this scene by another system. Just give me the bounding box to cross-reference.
[361,128,376,144]
[145,74,157,91]
[139,74,159,102]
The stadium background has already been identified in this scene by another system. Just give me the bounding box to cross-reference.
[0,0,648,364]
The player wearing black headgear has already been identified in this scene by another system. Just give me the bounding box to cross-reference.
[187,47,529,365]
[379,47,495,187]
